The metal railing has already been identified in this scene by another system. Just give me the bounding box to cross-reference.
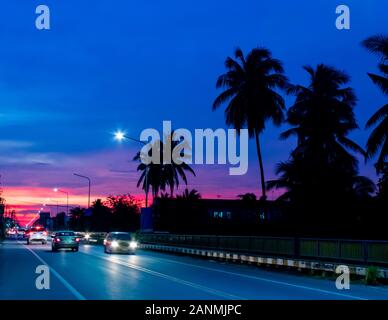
[140,233,388,266]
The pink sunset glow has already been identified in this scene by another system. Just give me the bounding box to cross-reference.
[1,147,285,226]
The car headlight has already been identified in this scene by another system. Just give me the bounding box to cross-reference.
[85,233,90,240]
[111,241,119,248]
[129,241,138,249]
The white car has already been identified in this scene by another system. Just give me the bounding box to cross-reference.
[27,226,48,245]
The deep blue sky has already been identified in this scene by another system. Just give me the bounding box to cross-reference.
[1,1,387,217]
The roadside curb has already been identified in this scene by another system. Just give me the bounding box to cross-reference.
[140,243,388,279]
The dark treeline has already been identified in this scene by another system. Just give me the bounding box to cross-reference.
[137,35,387,238]
[66,194,140,232]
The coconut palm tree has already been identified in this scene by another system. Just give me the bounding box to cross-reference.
[281,64,363,157]
[362,34,388,94]
[158,192,171,199]
[267,65,371,222]
[362,35,388,173]
[134,135,195,198]
[177,188,201,200]
[267,159,375,202]
[213,47,288,200]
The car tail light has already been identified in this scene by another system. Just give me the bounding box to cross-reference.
[74,238,80,242]
[43,231,47,236]
[55,238,61,242]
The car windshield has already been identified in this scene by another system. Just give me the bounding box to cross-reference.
[56,232,75,236]
[112,233,132,240]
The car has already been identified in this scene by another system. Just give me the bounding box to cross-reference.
[103,232,138,254]
[52,231,80,252]
[6,228,17,237]
[26,226,48,245]
[17,228,27,239]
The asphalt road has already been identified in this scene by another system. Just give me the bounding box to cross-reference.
[1,239,388,300]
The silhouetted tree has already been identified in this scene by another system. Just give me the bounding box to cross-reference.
[90,199,111,231]
[213,47,288,200]
[268,64,373,227]
[377,163,388,199]
[106,194,140,231]
[237,193,257,201]
[177,188,201,200]
[68,207,85,231]
[134,133,195,197]
[158,192,171,199]
[362,34,388,94]
[363,35,388,181]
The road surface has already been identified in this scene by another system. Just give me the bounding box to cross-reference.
[1,239,387,300]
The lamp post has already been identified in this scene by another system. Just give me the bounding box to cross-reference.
[74,173,91,208]
[114,130,149,208]
[53,188,69,215]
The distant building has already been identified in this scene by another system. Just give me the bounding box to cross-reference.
[148,198,284,235]
[37,211,52,230]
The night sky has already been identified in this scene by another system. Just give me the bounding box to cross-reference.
[0,0,386,225]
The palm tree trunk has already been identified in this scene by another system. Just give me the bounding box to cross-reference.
[255,130,267,200]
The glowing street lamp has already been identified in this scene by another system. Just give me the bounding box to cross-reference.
[113,130,149,208]
[114,130,126,142]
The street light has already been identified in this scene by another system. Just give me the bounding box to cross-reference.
[74,173,91,208]
[113,130,149,208]
[114,130,126,142]
[53,188,69,215]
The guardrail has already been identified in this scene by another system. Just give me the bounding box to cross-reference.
[140,233,388,266]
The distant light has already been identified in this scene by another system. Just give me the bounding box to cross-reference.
[114,130,126,142]
[53,188,58,192]
[85,233,90,240]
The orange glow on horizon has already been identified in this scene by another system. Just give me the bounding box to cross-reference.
[2,186,147,226]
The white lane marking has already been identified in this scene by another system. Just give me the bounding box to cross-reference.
[137,251,367,300]
[80,249,245,300]
[22,243,86,300]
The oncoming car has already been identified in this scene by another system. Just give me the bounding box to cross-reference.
[26,226,48,245]
[52,231,80,252]
[103,232,138,254]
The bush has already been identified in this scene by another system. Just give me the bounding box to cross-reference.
[365,266,379,285]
